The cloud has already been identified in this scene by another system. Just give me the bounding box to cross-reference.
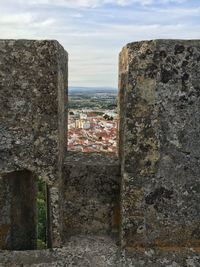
[0,11,56,39]
[0,13,33,25]
[2,0,189,8]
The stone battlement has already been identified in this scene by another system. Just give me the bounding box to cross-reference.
[0,39,200,266]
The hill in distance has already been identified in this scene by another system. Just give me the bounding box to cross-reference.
[69,86,117,95]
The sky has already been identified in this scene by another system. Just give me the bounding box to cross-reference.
[0,0,199,88]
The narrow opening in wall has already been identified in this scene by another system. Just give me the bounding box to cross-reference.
[37,178,48,249]
[2,170,37,250]
[0,171,50,251]
[68,86,118,154]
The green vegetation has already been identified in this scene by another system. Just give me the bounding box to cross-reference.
[93,111,104,116]
[37,178,47,249]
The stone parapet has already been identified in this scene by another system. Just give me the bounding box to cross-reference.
[0,40,68,249]
[61,152,120,241]
[119,40,200,250]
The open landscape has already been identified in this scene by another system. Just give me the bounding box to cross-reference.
[68,87,118,153]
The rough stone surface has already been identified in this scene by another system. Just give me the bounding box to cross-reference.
[0,40,68,249]
[0,236,200,266]
[119,40,200,250]
[0,39,67,182]
[61,152,120,240]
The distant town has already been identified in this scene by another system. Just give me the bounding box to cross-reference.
[68,87,118,154]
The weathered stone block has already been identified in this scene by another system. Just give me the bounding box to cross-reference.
[119,40,200,250]
[0,40,68,249]
[0,40,68,181]
[61,152,120,241]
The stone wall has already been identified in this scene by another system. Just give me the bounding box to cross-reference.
[0,40,68,249]
[0,38,200,264]
[61,152,120,241]
[119,40,200,250]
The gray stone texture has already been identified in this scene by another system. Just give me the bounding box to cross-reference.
[119,40,200,250]
[61,152,120,240]
[0,40,68,249]
[0,236,200,266]
[0,39,68,182]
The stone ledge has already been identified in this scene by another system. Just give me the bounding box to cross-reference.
[0,235,200,267]
[65,151,119,166]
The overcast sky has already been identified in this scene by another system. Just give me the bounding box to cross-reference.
[0,0,199,87]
